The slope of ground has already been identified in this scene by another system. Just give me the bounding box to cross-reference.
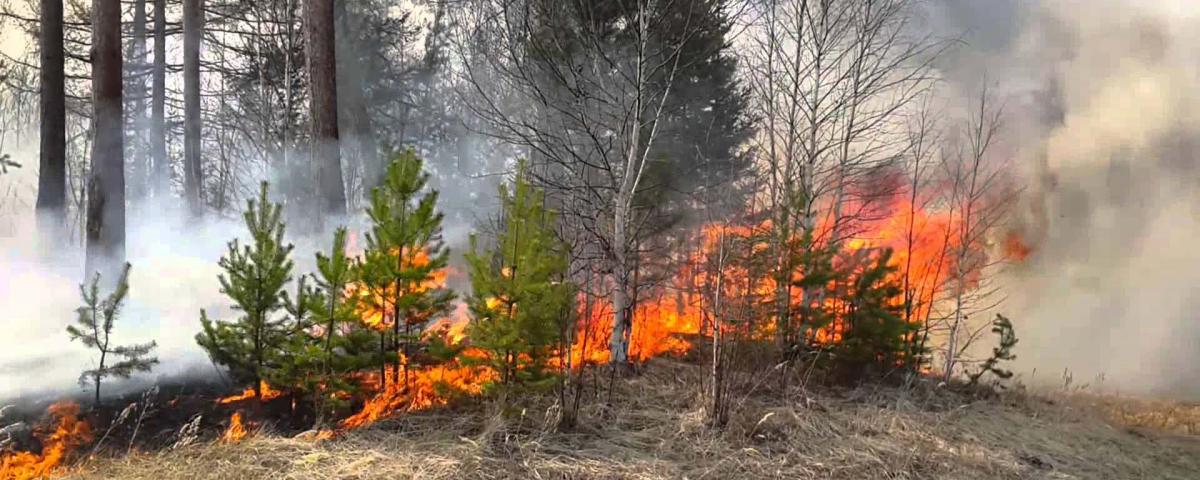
[69,360,1200,480]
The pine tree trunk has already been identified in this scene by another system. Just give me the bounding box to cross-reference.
[86,0,126,278]
[334,1,380,202]
[36,0,67,233]
[306,0,345,219]
[150,0,168,197]
[95,350,107,406]
[128,0,148,202]
[183,0,204,215]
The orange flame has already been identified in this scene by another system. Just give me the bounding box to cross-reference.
[348,249,451,331]
[1003,230,1032,263]
[220,412,248,444]
[0,402,93,480]
[565,182,983,364]
[339,354,496,430]
[216,381,283,405]
[332,187,992,429]
[425,302,471,345]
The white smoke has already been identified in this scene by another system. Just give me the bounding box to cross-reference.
[0,144,246,402]
[925,0,1200,398]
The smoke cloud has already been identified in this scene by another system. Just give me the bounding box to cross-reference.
[0,142,250,402]
[925,0,1200,398]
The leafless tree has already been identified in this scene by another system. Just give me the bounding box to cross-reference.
[739,0,940,357]
[940,83,1011,381]
[456,0,711,367]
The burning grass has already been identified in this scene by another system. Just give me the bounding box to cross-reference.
[69,360,1200,480]
[215,381,283,405]
[0,402,92,480]
[339,357,496,430]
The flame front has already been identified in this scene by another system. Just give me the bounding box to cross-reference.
[332,196,997,430]
[339,355,496,430]
[566,183,999,363]
[0,402,93,480]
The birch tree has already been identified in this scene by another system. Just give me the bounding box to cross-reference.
[458,0,731,367]
[941,85,1009,381]
[741,0,939,356]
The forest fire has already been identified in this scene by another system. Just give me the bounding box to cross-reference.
[346,249,451,331]
[565,188,975,362]
[0,402,93,480]
[213,175,989,435]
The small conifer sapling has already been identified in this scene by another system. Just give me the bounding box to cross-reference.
[67,263,159,406]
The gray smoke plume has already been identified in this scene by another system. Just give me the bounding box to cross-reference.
[925,0,1200,398]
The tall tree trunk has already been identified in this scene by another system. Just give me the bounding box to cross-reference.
[150,0,168,197]
[86,0,126,278]
[183,0,204,215]
[128,0,148,202]
[126,1,146,201]
[306,0,345,219]
[334,0,380,204]
[36,0,67,233]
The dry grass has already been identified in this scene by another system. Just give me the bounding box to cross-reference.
[69,360,1200,480]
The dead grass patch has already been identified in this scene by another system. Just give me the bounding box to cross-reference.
[70,360,1200,480]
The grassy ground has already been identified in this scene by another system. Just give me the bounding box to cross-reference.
[70,360,1200,480]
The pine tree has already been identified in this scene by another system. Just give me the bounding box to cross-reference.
[67,263,159,406]
[968,314,1019,388]
[836,248,915,376]
[784,228,839,353]
[196,182,295,399]
[358,150,454,388]
[275,228,381,425]
[465,163,574,394]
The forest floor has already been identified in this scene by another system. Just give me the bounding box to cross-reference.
[69,359,1200,480]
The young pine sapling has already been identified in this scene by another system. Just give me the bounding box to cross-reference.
[358,150,455,388]
[464,163,574,396]
[967,314,1019,388]
[67,263,159,406]
[196,182,295,399]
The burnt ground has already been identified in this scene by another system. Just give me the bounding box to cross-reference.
[1,372,316,461]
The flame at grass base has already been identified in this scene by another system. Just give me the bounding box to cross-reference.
[0,402,93,480]
[221,412,248,444]
[216,381,283,405]
[340,355,497,430]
